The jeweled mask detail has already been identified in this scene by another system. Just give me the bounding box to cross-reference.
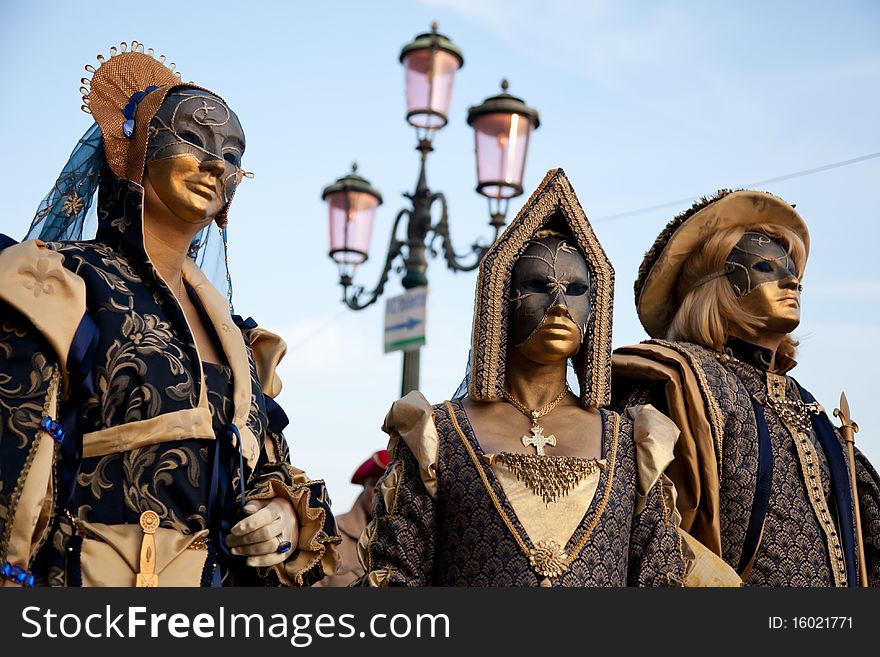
[146,89,249,204]
[509,231,592,347]
[726,232,799,298]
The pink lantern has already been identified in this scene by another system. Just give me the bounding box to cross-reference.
[323,164,383,277]
[399,22,464,131]
[467,80,540,201]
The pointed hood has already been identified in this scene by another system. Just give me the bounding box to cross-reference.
[468,168,614,407]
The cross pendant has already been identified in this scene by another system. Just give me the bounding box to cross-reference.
[522,424,557,456]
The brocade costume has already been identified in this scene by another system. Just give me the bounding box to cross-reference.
[613,189,880,586]
[0,177,339,586]
[613,338,880,586]
[0,44,339,587]
[355,170,737,587]
[357,396,698,586]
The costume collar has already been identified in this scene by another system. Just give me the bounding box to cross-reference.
[723,337,797,374]
[94,176,150,262]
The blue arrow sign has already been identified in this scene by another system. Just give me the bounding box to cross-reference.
[384,287,427,353]
[385,317,423,332]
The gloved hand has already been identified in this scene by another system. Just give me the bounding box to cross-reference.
[226,497,299,567]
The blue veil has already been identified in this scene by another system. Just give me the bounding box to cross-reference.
[24,122,236,309]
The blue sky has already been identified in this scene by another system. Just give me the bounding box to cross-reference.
[1,1,878,511]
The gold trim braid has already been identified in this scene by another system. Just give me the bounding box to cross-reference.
[766,372,847,586]
[446,401,619,584]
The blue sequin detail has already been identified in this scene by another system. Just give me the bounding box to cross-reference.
[40,416,65,443]
[121,85,159,139]
[1,561,35,587]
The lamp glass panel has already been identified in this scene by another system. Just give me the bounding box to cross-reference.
[328,190,379,264]
[403,48,460,129]
[473,111,532,199]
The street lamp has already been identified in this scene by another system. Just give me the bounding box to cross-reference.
[468,79,541,237]
[323,163,383,286]
[322,22,540,396]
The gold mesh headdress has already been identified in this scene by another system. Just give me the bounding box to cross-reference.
[468,168,615,408]
[82,41,183,181]
[81,41,240,227]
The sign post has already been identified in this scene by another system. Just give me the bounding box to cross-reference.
[384,287,427,353]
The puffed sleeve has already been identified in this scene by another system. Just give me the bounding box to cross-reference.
[352,391,439,586]
[0,240,87,587]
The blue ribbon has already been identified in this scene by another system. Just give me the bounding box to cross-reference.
[60,312,99,506]
[206,422,250,586]
[121,85,159,138]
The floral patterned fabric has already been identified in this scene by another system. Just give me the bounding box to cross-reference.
[0,176,338,586]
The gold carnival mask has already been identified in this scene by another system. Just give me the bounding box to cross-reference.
[146,90,250,224]
[726,232,799,297]
[727,232,801,334]
[508,232,591,356]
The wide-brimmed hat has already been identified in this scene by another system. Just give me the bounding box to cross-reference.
[634,189,810,339]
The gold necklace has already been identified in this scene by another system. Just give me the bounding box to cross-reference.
[502,385,569,456]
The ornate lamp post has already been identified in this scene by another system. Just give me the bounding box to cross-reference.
[322,23,540,396]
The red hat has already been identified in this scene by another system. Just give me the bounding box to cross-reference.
[351,450,391,485]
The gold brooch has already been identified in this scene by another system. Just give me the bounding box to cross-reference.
[530,539,568,586]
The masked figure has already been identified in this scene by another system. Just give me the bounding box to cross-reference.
[612,189,880,586]
[0,43,339,587]
[354,169,737,587]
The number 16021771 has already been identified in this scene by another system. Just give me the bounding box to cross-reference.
[768,617,853,629]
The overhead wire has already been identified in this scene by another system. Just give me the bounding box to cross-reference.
[593,151,880,223]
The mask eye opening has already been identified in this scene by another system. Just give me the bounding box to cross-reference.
[521,279,548,293]
[177,130,204,148]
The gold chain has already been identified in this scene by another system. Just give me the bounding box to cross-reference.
[502,385,569,423]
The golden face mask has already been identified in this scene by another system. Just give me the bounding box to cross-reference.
[146,90,249,206]
[728,233,801,334]
[508,234,592,349]
[726,232,799,298]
